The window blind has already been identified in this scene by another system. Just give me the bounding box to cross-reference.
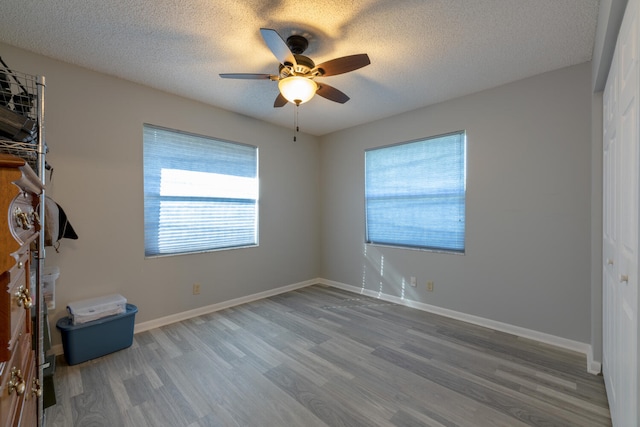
[365,131,466,252]
[143,125,258,257]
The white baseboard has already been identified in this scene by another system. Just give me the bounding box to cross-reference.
[587,348,602,375]
[50,277,602,375]
[132,278,318,334]
[49,278,319,356]
[319,278,600,375]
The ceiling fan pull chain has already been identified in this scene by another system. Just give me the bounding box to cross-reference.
[293,104,299,142]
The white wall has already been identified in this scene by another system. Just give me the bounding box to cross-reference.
[320,63,593,343]
[0,43,321,346]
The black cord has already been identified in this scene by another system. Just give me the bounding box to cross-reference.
[293,103,299,142]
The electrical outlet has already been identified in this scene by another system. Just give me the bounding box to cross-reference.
[192,283,201,295]
[427,281,434,292]
[410,277,417,287]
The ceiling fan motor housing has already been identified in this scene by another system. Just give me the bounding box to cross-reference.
[292,54,315,74]
[286,35,309,54]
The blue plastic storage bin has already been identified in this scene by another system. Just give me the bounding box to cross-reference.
[56,303,137,365]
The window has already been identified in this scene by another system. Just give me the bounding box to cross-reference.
[143,124,258,257]
[365,131,466,253]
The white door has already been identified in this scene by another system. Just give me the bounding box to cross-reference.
[603,0,639,425]
[616,6,639,421]
[603,53,619,421]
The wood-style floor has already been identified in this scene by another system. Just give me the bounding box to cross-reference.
[44,284,611,427]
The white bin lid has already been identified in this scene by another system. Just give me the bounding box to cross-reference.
[67,294,127,318]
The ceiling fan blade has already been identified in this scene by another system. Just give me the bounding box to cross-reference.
[316,83,350,104]
[274,93,287,108]
[260,28,296,66]
[314,54,370,76]
[219,73,274,80]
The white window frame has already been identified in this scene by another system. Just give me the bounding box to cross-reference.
[365,131,466,253]
[143,124,259,257]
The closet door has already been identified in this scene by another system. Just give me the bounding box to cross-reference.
[602,48,619,422]
[617,4,639,422]
[603,0,639,424]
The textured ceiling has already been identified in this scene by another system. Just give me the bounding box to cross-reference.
[0,0,600,136]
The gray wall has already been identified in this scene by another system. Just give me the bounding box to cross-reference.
[591,94,603,363]
[320,63,593,343]
[0,43,321,346]
[2,41,597,349]
[593,0,628,91]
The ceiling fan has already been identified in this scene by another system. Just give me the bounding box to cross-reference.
[220,28,370,107]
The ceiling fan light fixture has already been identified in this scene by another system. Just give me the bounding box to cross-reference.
[278,76,318,105]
